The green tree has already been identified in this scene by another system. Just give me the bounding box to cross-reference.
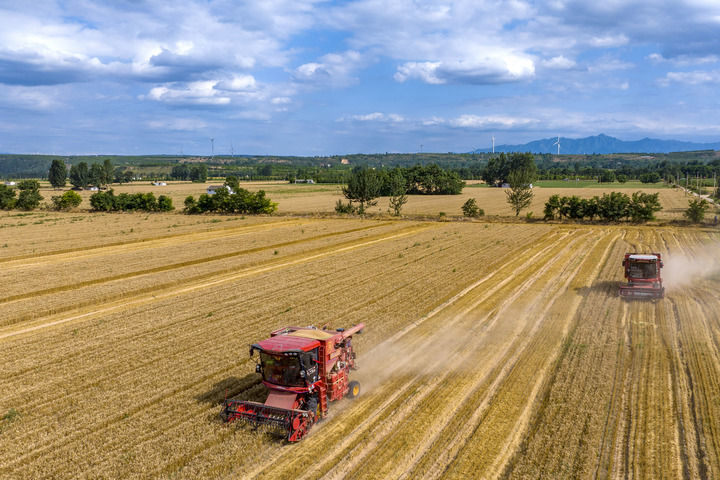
[684,198,709,223]
[598,170,616,183]
[597,192,630,221]
[190,164,208,182]
[334,199,355,214]
[69,162,89,189]
[387,170,408,216]
[461,198,483,217]
[0,184,16,209]
[89,189,116,211]
[89,163,105,188]
[508,153,537,180]
[15,180,42,210]
[343,168,381,214]
[639,172,661,184]
[258,164,273,177]
[157,195,174,212]
[184,195,200,214]
[482,153,508,186]
[627,192,662,222]
[543,194,562,220]
[102,159,114,185]
[48,159,67,189]
[171,164,189,180]
[505,169,534,216]
[616,174,628,183]
[224,175,240,193]
[51,190,82,210]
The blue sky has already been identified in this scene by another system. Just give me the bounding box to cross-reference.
[1,0,719,155]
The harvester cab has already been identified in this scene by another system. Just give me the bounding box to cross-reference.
[619,253,664,299]
[222,323,364,442]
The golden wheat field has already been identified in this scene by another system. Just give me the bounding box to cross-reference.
[1,206,720,479]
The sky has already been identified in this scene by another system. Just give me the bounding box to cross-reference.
[1,0,719,156]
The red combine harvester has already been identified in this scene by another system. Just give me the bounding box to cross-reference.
[619,253,665,299]
[222,323,364,441]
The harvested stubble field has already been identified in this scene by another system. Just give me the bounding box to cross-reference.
[1,210,719,479]
[37,180,698,219]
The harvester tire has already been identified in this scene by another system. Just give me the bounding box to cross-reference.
[348,381,360,399]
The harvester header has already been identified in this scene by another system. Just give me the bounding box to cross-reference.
[222,323,364,441]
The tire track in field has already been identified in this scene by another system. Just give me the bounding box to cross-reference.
[357,233,596,480]
[495,230,628,479]
[0,221,393,306]
[2,229,481,424]
[413,231,613,480]
[479,231,620,480]
[3,223,495,393]
[247,231,580,480]
[0,222,423,339]
[0,217,303,265]
[0,228,470,388]
[74,229,561,479]
[2,227,558,477]
[328,234,591,480]
[663,229,716,478]
[143,230,571,479]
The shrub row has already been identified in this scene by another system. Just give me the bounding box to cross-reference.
[543,191,662,222]
[184,187,277,214]
[90,189,173,212]
[0,180,44,211]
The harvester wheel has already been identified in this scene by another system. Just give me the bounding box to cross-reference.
[348,380,360,399]
[306,397,320,421]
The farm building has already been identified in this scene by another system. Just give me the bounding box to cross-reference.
[207,185,234,195]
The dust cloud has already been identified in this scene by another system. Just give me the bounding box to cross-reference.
[355,322,478,394]
[663,246,720,291]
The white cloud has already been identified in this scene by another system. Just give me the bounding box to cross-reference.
[144,81,231,105]
[0,85,59,110]
[293,50,364,86]
[541,56,576,69]
[395,54,535,85]
[661,70,720,85]
[589,34,628,48]
[343,112,405,122]
[0,1,318,86]
[146,118,207,131]
[216,75,257,92]
[648,53,719,66]
[449,114,537,129]
[587,56,634,72]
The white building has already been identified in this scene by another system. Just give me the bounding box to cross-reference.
[207,185,234,195]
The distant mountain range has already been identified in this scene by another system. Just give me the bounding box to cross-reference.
[472,134,720,155]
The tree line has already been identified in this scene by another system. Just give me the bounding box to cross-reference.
[543,192,662,222]
[89,190,174,212]
[183,176,277,214]
[169,164,209,182]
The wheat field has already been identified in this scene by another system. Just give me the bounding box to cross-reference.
[1,208,719,478]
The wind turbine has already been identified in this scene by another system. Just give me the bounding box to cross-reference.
[492,135,495,154]
[210,138,215,160]
[553,136,561,155]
